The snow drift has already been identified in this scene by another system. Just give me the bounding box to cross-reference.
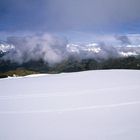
[0,70,140,140]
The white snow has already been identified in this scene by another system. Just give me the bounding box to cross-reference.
[66,43,140,58]
[0,70,140,140]
[83,47,101,53]
[119,51,138,57]
[86,43,98,47]
[0,42,15,53]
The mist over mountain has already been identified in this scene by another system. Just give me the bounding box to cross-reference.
[0,34,140,64]
[0,33,140,78]
[0,34,68,64]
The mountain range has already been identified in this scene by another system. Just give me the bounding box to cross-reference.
[0,41,140,78]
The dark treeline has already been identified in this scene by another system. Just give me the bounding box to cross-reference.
[0,56,140,78]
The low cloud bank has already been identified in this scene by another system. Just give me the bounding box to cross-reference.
[0,34,140,64]
[2,34,68,64]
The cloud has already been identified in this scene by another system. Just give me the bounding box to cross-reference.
[0,0,140,32]
[115,35,131,45]
[2,34,68,64]
[1,33,140,64]
[46,0,140,31]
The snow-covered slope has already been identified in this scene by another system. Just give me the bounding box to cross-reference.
[0,70,140,140]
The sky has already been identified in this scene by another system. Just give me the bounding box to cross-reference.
[0,0,140,42]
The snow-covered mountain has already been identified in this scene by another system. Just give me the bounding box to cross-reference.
[66,43,140,59]
[0,41,15,54]
[66,43,101,53]
[0,41,140,63]
[0,70,140,140]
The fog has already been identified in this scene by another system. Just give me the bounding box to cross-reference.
[1,33,140,64]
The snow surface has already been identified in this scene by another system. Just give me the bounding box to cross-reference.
[0,70,140,140]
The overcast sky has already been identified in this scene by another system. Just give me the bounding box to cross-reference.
[0,0,140,40]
